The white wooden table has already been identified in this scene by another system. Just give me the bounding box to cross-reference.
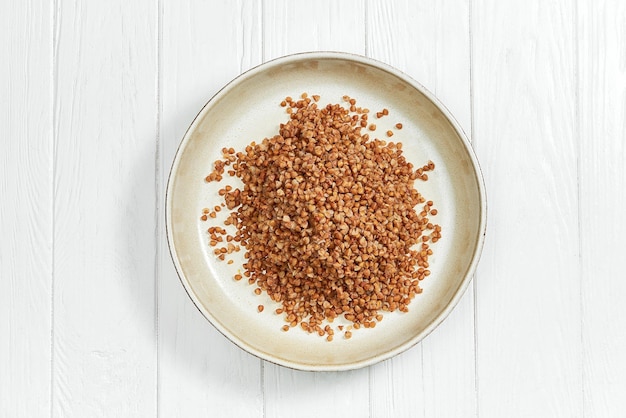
[2,1,625,417]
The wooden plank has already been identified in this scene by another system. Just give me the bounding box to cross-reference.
[158,1,264,416]
[0,1,52,416]
[263,0,366,60]
[52,0,158,415]
[367,1,476,417]
[578,0,626,415]
[472,1,582,416]
[261,2,369,418]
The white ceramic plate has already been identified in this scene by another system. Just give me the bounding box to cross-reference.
[166,52,486,371]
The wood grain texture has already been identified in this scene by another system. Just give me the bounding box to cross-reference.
[263,0,366,61]
[472,1,582,416]
[0,1,52,417]
[262,2,369,417]
[158,1,264,417]
[578,0,626,416]
[367,1,476,417]
[4,1,626,416]
[52,0,158,416]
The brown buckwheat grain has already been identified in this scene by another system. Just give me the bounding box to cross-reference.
[202,94,441,339]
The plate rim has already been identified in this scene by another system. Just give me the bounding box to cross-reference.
[165,51,487,371]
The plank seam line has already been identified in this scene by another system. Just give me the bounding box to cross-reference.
[574,0,585,416]
[155,0,163,415]
[364,0,369,57]
[261,0,265,63]
[468,0,480,416]
[50,0,58,416]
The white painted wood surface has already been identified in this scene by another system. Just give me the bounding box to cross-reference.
[159,1,263,417]
[1,1,52,417]
[473,1,582,416]
[51,1,158,416]
[1,1,625,416]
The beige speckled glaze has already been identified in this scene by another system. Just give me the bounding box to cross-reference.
[166,52,486,371]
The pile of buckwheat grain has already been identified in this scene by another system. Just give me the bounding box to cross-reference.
[201,93,441,341]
